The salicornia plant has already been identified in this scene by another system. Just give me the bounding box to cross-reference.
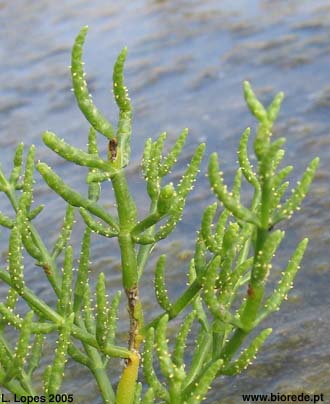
[0,26,319,404]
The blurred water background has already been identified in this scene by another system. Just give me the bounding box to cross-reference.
[0,1,329,403]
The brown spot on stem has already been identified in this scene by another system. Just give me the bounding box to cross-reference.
[109,138,118,161]
[42,263,51,276]
[126,286,143,352]
[247,283,254,298]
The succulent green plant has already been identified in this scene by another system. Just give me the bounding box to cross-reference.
[0,26,319,404]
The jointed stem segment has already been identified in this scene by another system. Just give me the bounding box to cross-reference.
[0,26,319,404]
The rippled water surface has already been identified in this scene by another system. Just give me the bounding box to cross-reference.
[0,1,329,403]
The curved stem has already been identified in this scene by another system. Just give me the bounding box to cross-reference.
[3,178,61,294]
[76,317,115,404]
[143,278,202,333]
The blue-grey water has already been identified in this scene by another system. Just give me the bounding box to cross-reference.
[0,1,329,403]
